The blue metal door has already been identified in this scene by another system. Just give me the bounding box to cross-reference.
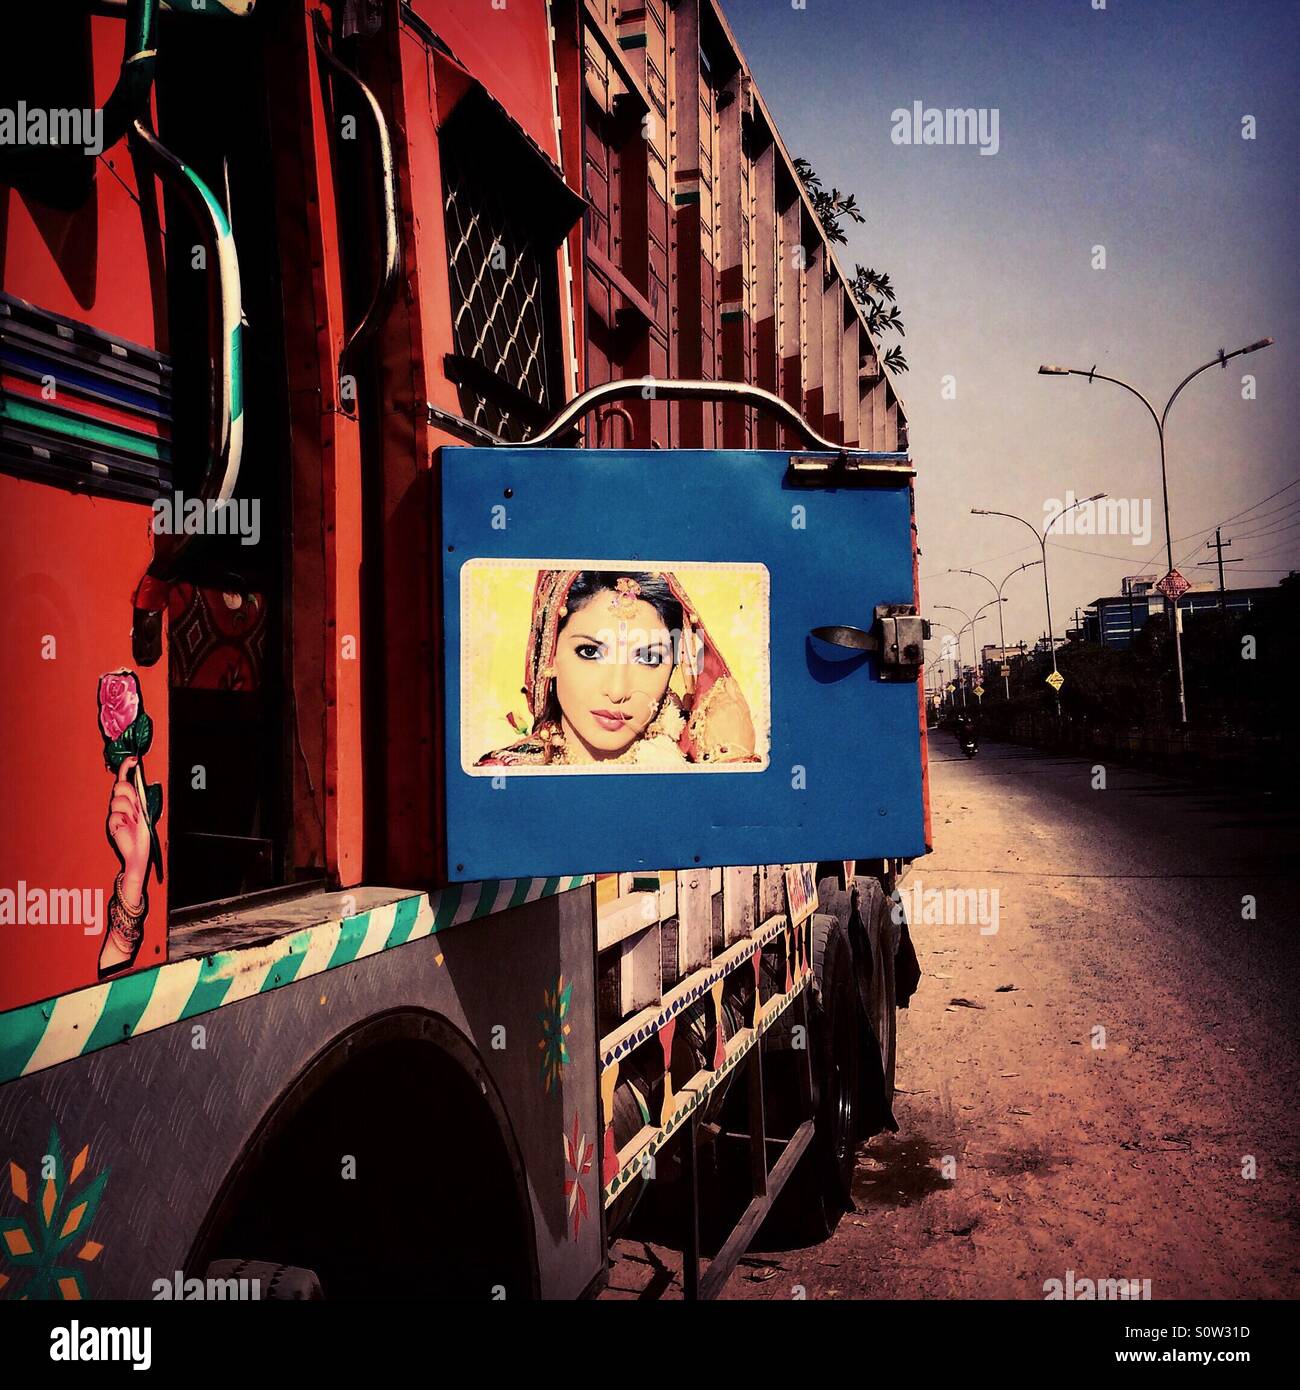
[440,446,924,880]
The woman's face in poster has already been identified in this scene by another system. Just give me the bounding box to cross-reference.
[553,591,676,757]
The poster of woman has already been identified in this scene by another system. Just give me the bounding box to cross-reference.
[460,560,771,774]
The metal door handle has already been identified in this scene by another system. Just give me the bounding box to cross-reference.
[811,610,929,682]
[810,625,877,652]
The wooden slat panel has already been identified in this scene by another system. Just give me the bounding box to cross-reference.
[620,924,662,1017]
[841,313,860,447]
[751,140,778,447]
[699,35,722,446]
[669,0,704,444]
[821,275,842,443]
[803,241,824,434]
[718,71,751,447]
[676,867,712,975]
[777,191,802,443]
[584,0,671,447]
[723,865,757,945]
[599,906,795,1062]
[759,863,785,920]
[598,892,659,949]
[856,339,873,447]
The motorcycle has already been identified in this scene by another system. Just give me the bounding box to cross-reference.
[953,720,979,759]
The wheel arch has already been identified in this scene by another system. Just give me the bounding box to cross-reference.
[185,1007,541,1298]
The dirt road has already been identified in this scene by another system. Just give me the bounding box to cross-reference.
[608,734,1300,1299]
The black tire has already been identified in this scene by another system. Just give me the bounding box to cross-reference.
[606,1072,653,1237]
[854,877,898,1113]
[204,1259,323,1300]
[761,912,861,1243]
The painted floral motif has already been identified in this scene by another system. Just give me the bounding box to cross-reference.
[96,671,140,741]
[538,974,573,1095]
[562,1113,594,1240]
[0,1129,109,1300]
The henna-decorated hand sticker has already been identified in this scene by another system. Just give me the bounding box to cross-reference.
[97,671,163,978]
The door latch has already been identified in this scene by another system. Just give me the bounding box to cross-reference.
[810,605,929,682]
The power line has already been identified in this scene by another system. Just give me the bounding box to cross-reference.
[1233,515,1300,542]
[1215,478,1300,527]
[928,480,1300,586]
[1172,500,1300,570]
[1237,535,1300,562]
[1217,494,1300,529]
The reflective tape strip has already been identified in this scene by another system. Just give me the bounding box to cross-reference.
[0,876,591,1085]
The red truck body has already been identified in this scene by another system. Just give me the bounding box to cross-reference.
[0,0,926,1301]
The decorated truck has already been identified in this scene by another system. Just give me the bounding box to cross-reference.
[0,0,928,1301]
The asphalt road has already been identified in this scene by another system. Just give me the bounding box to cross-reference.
[609,732,1300,1299]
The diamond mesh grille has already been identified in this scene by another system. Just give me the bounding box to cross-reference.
[442,138,558,442]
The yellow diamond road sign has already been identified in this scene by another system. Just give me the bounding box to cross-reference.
[1046,670,1064,691]
[973,685,985,698]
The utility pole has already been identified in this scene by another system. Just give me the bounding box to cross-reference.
[1198,527,1242,610]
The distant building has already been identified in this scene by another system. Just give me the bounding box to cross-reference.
[980,644,1022,669]
[1082,574,1280,650]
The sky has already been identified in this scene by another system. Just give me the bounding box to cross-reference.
[721,0,1300,654]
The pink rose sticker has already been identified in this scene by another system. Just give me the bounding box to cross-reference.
[98,670,141,741]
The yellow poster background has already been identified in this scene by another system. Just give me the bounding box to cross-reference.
[460,558,771,772]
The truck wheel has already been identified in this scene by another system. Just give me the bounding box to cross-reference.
[762,912,861,1242]
[204,1259,323,1299]
[606,1072,653,1237]
[851,877,898,1115]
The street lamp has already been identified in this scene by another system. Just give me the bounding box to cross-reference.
[965,601,1003,704]
[949,560,1043,699]
[1037,337,1273,724]
[925,619,967,713]
[971,495,1103,713]
[932,602,1000,706]
[924,622,958,711]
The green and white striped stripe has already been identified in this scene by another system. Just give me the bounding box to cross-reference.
[0,876,589,1086]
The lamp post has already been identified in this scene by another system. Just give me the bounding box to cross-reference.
[931,604,976,706]
[931,607,973,707]
[933,602,1000,707]
[966,601,1003,704]
[971,494,1103,715]
[925,621,962,713]
[949,560,1043,700]
[1037,337,1273,724]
